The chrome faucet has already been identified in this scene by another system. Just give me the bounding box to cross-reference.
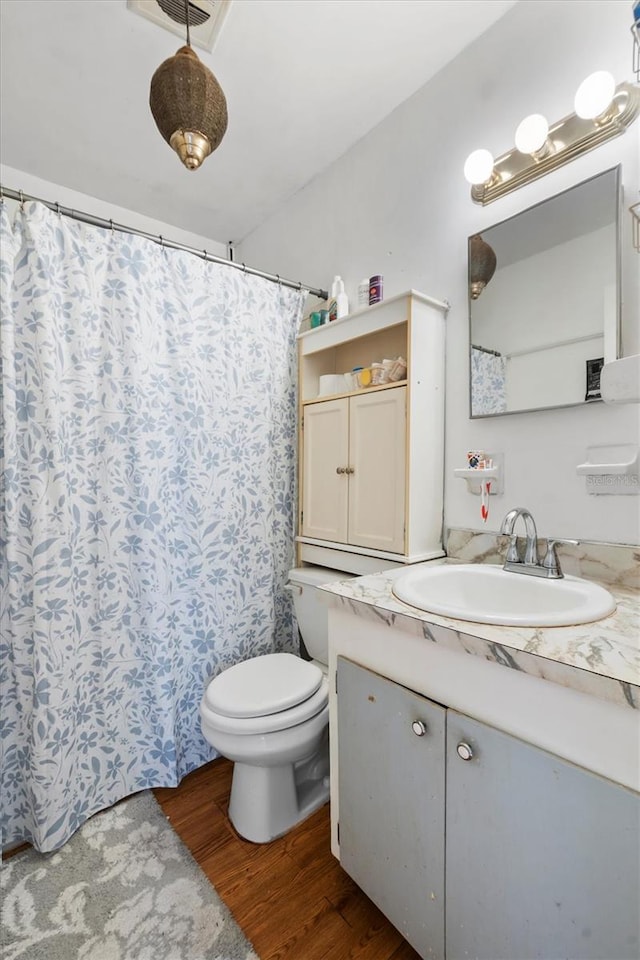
[499,508,578,579]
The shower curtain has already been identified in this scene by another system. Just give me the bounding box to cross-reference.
[470,346,507,415]
[0,201,305,852]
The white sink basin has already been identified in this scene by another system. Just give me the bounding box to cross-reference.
[391,563,616,627]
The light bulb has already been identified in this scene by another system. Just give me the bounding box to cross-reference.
[514,114,549,155]
[463,149,495,186]
[574,71,616,120]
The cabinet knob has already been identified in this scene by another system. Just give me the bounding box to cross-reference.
[345,466,355,475]
[336,467,346,475]
[411,720,427,737]
[456,741,474,761]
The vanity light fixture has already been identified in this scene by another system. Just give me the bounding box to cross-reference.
[514,114,552,159]
[464,71,640,204]
[574,71,617,121]
[463,149,496,187]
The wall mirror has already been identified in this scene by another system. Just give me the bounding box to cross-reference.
[469,166,620,418]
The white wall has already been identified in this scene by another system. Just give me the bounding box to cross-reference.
[0,164,228,258]
[237,0,640,545]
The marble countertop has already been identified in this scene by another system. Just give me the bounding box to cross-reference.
[319,559,640,710]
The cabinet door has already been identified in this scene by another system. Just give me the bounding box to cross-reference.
[348,387,406,553]
[301,398,349,542]
[446,711,640,960]
[337,658,446,959]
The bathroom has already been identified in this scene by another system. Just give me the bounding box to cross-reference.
[1,1,638,959]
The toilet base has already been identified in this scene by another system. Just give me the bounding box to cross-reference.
[229,728,330,843]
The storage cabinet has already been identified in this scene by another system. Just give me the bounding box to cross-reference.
[337,656,446,959]
[337,657,640,960]
[301,388,406,552]
[297,291,448,566]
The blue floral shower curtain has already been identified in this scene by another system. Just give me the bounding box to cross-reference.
[0,201,305,852]
[470,346,507,415]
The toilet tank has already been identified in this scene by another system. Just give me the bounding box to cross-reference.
[288,566,353,666]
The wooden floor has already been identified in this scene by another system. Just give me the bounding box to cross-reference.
[154,758,421,960]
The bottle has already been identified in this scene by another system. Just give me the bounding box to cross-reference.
[357,278,369,308]
[329,276,349,322]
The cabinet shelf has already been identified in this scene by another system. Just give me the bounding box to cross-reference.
[302,379,407,406]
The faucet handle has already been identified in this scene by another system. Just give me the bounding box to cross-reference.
[542,538,579,577]
[505,533,521,563]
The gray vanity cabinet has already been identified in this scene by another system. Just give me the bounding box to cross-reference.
[336,658,640,960]
[337,656,446,959]
[446,710,640,960]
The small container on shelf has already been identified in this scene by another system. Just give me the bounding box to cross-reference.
[385,357,407,381]
[357,367,373,389]
[371,362,389,385]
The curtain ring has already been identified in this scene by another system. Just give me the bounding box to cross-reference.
[277,274,281,286]
[242,263,247,272]
[298,280,303,290]
[55,201,61,217]
[159,235,164,247]
[109,219,114,232]
[19,190,25,207]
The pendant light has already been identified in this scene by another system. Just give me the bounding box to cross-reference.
[469,234,497,300]
[149,0,228,170]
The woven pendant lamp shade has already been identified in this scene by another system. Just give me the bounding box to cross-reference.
[469,234,497,300]
[150,45,228,170]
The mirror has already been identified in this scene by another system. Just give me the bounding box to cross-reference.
[469,167,620,418]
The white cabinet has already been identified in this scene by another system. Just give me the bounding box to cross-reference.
[336,657,640,960]
[301,388,406,553]
[297,290,447,566]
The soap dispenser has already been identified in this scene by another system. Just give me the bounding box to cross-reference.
[329,276,349,322]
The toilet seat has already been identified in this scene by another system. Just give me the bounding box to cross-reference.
[205,653,322,718]
[201,676,329,736]
[201,653,328,736]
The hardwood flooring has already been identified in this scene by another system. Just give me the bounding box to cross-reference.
[154,758,421,960]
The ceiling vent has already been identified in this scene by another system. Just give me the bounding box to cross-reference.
[127,0,232,52]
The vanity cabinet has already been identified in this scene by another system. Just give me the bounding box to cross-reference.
[338,656,446,958]
[297,291,448,565]
[337,657,640,960]
[301,388,406,552]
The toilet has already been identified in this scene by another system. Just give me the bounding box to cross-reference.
[199,565,350,843]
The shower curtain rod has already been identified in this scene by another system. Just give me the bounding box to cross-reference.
[471,343,502,357]
[0,185,328,301]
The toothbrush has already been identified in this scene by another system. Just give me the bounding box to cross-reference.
[481,480,491,522]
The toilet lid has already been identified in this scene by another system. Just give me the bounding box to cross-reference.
[204,653,323,718]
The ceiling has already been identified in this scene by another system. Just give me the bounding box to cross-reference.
[0,0,517,244]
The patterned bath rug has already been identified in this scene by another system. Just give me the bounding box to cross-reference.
[1,791,259,960]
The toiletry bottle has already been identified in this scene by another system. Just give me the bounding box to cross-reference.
[357,278,369,308]
[329,276,349,322]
